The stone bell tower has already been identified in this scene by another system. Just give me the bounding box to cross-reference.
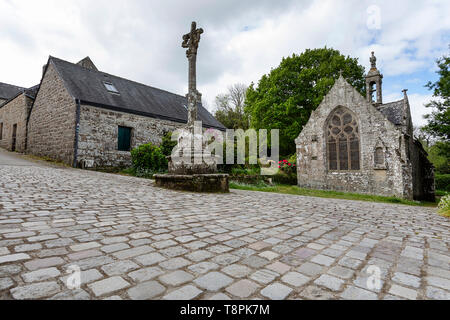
[365,52,383,105]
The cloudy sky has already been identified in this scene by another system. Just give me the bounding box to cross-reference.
[0,0,449,126]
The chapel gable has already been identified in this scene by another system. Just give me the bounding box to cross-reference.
[295,52,435,201]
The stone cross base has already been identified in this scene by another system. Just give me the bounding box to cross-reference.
[169,129,220,175]
[154,174,229,193]
[168,150,219,175]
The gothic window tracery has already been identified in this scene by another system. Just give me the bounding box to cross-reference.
[327,107,360,171]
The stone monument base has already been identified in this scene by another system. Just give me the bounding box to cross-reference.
[154,174,229,193]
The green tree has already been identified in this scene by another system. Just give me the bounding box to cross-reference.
[245,47,366,156]
[427,142,450,174]
[214,83,250,130]
[160,131,177,157]
[422,50,450,175]
[423,52,450,140]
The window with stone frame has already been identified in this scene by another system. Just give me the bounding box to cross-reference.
[0,122,3,140]
[374,147,384,165]
[326,107,360,171]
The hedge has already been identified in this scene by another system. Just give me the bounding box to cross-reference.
[272,172,298,186]
[436,174,450,191]
[131,143,167,172]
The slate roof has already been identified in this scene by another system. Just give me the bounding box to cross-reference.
[24,85,40,99]
[377,99,405,126]
[49,57,225,130]
[0,84,39,108]
[0,82,25,100]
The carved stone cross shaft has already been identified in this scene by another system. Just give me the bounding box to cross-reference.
[182,21,203,127]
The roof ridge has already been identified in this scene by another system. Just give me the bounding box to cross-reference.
[380,98,405,107]
[0,81,25,89]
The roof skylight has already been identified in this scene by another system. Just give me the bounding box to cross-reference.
[103,82,119,94]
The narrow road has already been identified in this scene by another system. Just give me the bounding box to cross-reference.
[0,149,38,166]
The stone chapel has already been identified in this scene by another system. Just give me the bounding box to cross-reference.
[295,53,435,201]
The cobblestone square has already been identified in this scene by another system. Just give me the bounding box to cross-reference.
[0,150,449,300]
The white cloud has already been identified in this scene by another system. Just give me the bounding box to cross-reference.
[408,93,434,127]
[0,0,448,127]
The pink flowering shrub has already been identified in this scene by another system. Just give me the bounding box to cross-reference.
[278,159,296,174]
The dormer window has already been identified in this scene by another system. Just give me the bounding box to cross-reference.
[103,82,119,94]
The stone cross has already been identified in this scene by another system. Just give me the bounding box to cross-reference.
[182,21,204,127]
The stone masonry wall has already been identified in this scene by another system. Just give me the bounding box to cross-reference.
[27,63,77,165]
[295,76,413,200]
[77,105,186,168]
[0,94,32,152]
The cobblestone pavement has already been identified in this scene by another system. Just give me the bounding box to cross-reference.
[0,151,449,300]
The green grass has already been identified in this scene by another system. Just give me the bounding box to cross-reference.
[439,210,450,218]
[118,167,166,179]
[230,182,438,207]
[119,167,136,176]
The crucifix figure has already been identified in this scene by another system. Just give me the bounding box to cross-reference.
[182,21,204,127]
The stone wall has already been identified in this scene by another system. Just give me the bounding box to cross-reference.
[0,93,32,152]
[0,98,6,105]
[295,76,413,200]
[27,63,77,165]
[77,105,186,168]
[411,142,435,201]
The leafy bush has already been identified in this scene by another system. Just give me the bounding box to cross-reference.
[288,154,297,166]
[231,167,261,176]
[436,190,449,197]
[438,194,450,216]
[435,174,450,191]
[160,131,177,158]
[273,171,298,186]
[131,143,167,172]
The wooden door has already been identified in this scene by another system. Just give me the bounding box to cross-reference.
[11,124,17,152]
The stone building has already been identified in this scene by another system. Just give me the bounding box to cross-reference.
[23,56,224,168]
[295,53,435,201]
[0,82,24,105]
[0,85,38,152]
